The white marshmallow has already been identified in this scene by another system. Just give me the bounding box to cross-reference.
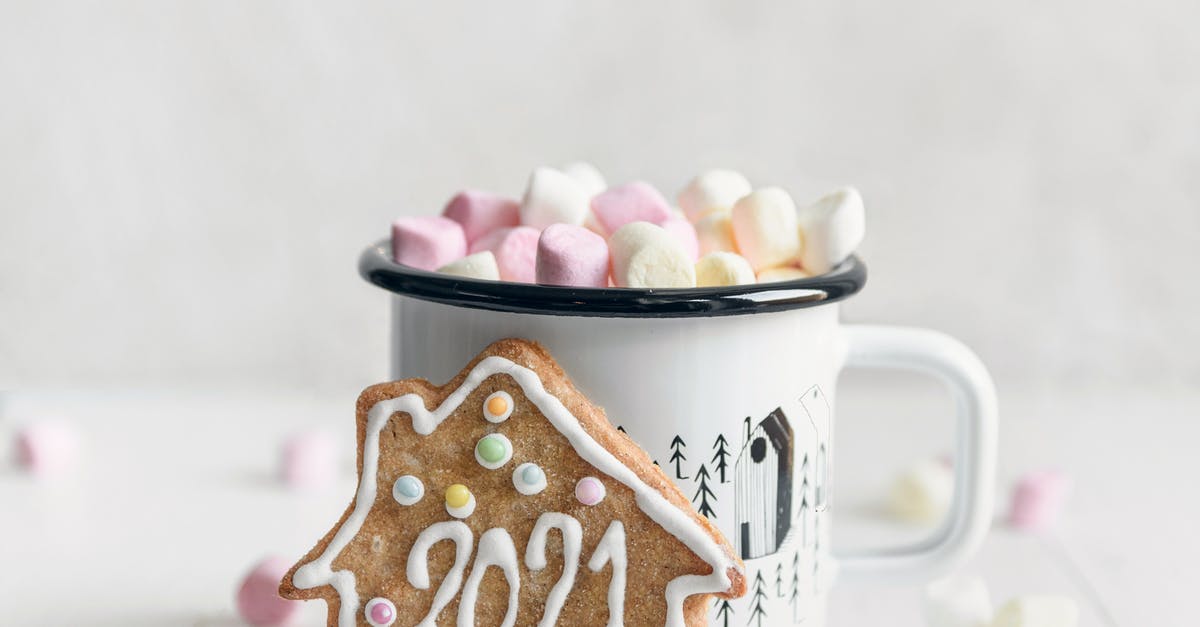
[520,167,591,228]
[436,251,500,281]
[991,596,1079,627]
[695,252,756,287]
[887,458,954,524]
[608,221,696,288]
[731,187,803,271]
[924,575,993,627]
[756,266,811,283]
[561,161,607,198]
[677,169,753,221]
[797,186,866,274]
[694,210,737,255]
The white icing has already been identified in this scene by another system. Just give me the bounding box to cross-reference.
[406,521,473,627]
[446,492,477,519]
[458,527,520,627]
[587,520,627,627]
[512,462,548,496]
[291,356,738,627]
[484,391,514,423]
[525,513,583,627]
[474,433,514,470]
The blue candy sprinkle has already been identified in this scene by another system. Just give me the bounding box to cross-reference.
[395,476,421,498]
[522,464,544,485]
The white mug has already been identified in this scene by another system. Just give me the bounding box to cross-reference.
[362,242,997,625]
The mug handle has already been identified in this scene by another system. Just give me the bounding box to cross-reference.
[833,324,998,581]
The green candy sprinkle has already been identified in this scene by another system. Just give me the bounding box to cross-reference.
[476,435,508,464]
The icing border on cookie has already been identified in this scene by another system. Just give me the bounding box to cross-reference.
[292,356,738,627]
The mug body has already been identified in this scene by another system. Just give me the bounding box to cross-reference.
[391,296,842,625]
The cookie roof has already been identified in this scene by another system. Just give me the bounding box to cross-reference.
[290,341,742,627]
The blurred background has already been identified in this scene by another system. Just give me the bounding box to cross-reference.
[2,1,1197,625]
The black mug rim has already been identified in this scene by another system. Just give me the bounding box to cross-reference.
[359,239,867,318]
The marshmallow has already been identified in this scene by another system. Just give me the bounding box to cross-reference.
[797,186,866,274]
[589,181,674,235]
[608,221,696,288]
[1009,470,1071,531]
[677,169,753,221]
[731,187,803,271]
[15,421,80,476]
[923,575,993,627]
[236,556,302,626]
[437,251,501,281]
[441,190,520,244]
[991,596,1079,627]
[756,266,811,283]
[391,216,467,271]
[887,458,954,524]
[470,226,541,283]
[695,252,756,287]
[660,214,700,261]
[694,209,738,255]
[280,431,337,490]
[520,167,590,228]
[561,161,607,197]
[535,224,610,287]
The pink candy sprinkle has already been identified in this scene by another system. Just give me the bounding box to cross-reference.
[1009,470,1072,531]
[575,476,606,506]
[236,556,301,626]
[280,431,337,491]
[366,598,396,626]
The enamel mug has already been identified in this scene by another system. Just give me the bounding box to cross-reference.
[360,241,997,626]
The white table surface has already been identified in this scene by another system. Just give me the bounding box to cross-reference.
[2,373,1193,626]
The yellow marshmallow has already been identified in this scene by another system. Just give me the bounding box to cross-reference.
[695,252,756,287]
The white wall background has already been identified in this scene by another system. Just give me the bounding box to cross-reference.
[2,0,1198,394]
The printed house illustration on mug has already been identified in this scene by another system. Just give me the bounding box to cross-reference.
[280,339,745,627]
[734,409,795,560]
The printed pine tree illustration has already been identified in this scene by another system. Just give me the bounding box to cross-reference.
[692,463,717,519]
[789,549,801,620]
[668,435,689,480]
[714,598,734,627]
[616,425,627,433]
[748,569,769,627]
[711,433,733,483]
[798,452,811,546]
[775,563,784,597]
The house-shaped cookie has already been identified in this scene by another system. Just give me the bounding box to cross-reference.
[281,339,745,627]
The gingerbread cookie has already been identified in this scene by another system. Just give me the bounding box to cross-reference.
[280,339,745,626]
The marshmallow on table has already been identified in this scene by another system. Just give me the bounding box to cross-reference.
[14,421,80,476]
[991,596,1079,627]
[924,575,993,627]
[887,458,954,524]
[469,226,541,283]
[280,431,337,490]
[589,181,674,235]
[441,190,520,244]
[236,556,302,626]
[797,186,866,274]
[695,252,756,287]
[1009,470,1071,531]
[694,209,737,255]
[731,187,803,271]
[660,213,700,261]
[561,161,607,197]
[608,221,696,288]
[535,224,610,287]
[437,251,501,281]
[677,169,753,221]
[391,216,467,271]
[756,266,811,283]
[520,167,591,228]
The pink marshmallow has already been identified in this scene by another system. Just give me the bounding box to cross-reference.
[660,214,700,261]
[536,224,610,287]
[1009,470,1072,531]
[469,226,541,283]
[441,190,520,244]
[280,431,337,491]
[391,216,467,271]
[589,181,673,235]
[236,556,301,626]
[15,421,79,476]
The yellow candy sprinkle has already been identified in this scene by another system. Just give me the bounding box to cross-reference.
[445,484,471,509]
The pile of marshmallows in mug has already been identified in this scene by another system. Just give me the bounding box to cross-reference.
[390,163,865,288]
